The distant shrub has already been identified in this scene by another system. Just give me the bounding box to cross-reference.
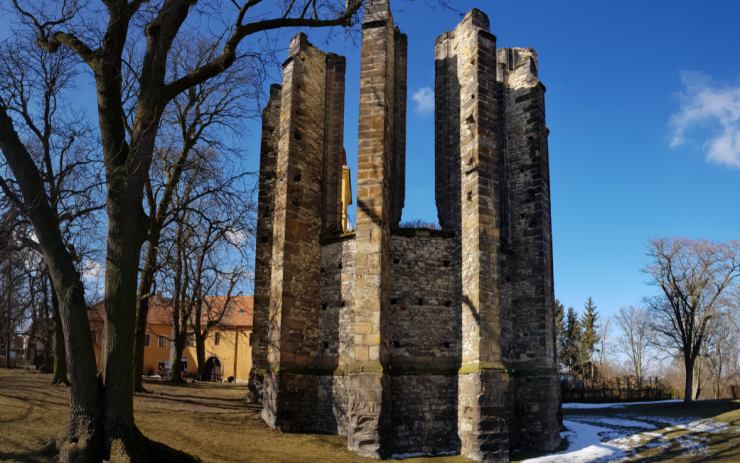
[399,219,441,230]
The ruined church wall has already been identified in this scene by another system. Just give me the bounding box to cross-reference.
[316,237,356,435]
[317,231,463,452]
[387,230,461,455]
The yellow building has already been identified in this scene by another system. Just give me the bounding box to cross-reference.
[88,295,253,382]
[341,149,353,231]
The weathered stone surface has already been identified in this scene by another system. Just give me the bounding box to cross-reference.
[248,83,281,404]
[251,3,559,461]
[322,54,347,233]
[496,47,560,452]
[261,33,348,431]
[348,0,401,455]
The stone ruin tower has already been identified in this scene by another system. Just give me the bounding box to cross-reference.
[249,1,560,461]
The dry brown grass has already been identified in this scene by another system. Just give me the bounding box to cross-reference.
[0,368,466,463]
[3,369,737,463]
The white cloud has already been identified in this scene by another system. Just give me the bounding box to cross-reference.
[225,228,247,246]
[669,71,740,168]
[412,86,434,115]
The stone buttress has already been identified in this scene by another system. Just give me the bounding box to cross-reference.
[248,84,281,403]
[348,0,406,456]
[435,10,510,461]
[258,33,347,432]
[496,47,560,452]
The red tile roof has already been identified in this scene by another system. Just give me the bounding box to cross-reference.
[88,295,253,328]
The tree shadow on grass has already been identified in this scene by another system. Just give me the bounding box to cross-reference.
[0,440,56,463]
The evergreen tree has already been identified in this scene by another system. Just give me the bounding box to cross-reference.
[554,298,566,368]
[579,297,600,381]
[563,306,582,373]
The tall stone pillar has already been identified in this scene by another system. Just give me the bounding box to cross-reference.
[348,0,405,457]
[436,10,510,462]
[497,47,560,452]
[434,31,460,232]
[248,84,282,403]
[262,33,346,432]
[390,31,407,227]
[322,54,347,233]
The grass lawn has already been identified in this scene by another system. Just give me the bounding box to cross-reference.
[1,368,737,462]
[0,369,466,463]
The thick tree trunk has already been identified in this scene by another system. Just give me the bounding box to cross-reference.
[684,357,694,404]
[51,292,69,385]
[54,279,102,462]
[101,189,147,460]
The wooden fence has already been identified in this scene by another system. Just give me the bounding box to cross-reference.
[561,376,674,403]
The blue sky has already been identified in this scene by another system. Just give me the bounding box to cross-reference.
[2,1,739,322]
[295,0,740,319]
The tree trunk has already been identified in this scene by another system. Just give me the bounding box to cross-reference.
[54,279,102,462]
[101,190,147,460]
[195,332,206,380]
[1,105,101,460]
[170,334,185,383]
[133,223,163,392]
[133,294,149,392]
[51,292,69,385]
[684,357,694,403]
[694,357,704,400]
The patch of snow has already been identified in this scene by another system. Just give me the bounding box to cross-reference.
[522,419,628,463]
[673,418,729,434]
[522,415,729,463]
[585,417,655,429]
[562,400,681,409]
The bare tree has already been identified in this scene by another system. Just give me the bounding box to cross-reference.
[0,34,104,385]
[597,315,612,384]
[700,291,740,398]
[157,147,251,383]
[133,38,259,391]
[615,306,653,387]
[645,238,740,403]
[2,1,363,459]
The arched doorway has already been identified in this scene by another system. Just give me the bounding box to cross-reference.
[203,356,222,382]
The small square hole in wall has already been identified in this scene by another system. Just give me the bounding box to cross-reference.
[323,341,329,349]
[443,341,451,349]
[390,298,399,305]
[294,129,302,140]
[417,297,424,305]
[393,341,400,348]
[341,300,346,308]
[320,267,325,273]
[293,173,302,182]
[467,191,473,202]
[261,236,269,244]
[445,300,452,307]
[292,198,300,207]
[393,257,400,264]
[338,262,343,269]
[442,260,450,267]
[321,303,328,311]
